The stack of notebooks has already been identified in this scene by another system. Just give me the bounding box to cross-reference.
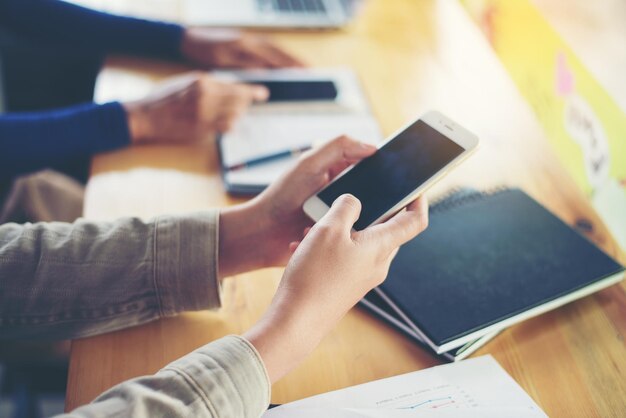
[360,188,624,361]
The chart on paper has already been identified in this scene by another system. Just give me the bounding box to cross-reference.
[264,356,547,418]
[374,384,476,411]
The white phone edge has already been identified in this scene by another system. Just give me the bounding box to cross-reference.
[303,110,480,226]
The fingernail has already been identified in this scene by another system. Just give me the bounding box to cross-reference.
[260,86,270,95]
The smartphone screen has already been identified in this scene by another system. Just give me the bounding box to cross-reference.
[245,80,338,102]
[317,120,465,230]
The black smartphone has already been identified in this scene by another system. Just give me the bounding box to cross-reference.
[244,80,338,102]
[303,111,480,231]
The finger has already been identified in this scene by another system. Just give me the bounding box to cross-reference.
[318,194,362,232]
[258,43,304,68]
[218,106,247,123]
[215,106,248,128]
[328,160,352,180]
[222,83,267,107]
[289,241,300,253]
[265,43,305,67]
[302,227,312,238]
[213,97,253,126]
[215,114,241,132]
[361,195,429,251]
[302,136,376,174]
[215,121,234,133]
[253,50,283,68]
[242,41,287,69]
[249,84,270,102]
[213,113,237,131]
[231,47,276,68]
[218,99,252,117]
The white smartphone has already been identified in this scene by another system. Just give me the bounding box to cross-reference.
[303,110,479,230]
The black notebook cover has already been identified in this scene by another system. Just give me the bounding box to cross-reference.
[359,290,499,362]
[379,188,624,352]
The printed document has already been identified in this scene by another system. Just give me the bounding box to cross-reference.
[263,356,547,417]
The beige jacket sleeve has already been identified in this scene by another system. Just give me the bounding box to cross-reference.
[0,211,271,417]
[59,335,271,418]
[0,211,221,339]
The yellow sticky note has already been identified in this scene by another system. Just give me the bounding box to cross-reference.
[463,0,626,248]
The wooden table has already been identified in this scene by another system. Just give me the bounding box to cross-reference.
[66,0,626,416]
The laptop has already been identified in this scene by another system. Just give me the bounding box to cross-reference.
[182,0,362,29]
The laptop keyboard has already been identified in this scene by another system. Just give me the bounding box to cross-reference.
[260,0,328,14]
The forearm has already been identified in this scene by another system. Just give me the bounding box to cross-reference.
[218,199,305,278]
[218,202,271,278]
[0,102,131,179]
[61,335,270,418]
[0,211,220,340]
[0,0,183,59]
[244,293,322,384]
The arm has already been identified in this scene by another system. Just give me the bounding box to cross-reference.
[60,138,427,417]
[0,211,219,340]
[0,0,183,60]
[0,74,269,180]
[61,336,270,418]
[2,137,426,417]
[0,102,130,179]
[0,0,302,68]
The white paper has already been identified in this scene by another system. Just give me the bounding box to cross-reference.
[222,114,381,187]
[263,356,547,418]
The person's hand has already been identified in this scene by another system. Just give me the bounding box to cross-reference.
[180,28,304,69]
[245,193,429,382]
[218,136,377,278]
[123,72,268,144]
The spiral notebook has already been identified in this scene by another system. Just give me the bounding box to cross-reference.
[365,188,624,355]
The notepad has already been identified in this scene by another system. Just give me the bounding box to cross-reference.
[373,188,624,355]
[263,355,547,417]
[215,68,382,194]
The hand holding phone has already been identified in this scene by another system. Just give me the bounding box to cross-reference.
[303,111,479,230]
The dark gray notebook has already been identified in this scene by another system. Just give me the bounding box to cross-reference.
[360,289,499,362]
[376,188,624,354]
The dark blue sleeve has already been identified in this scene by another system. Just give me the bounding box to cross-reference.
[0,102,131,179]
[0,0,184,60]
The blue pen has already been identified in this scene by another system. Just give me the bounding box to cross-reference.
[226,145,312,171]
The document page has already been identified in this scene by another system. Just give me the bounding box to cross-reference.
[263,356,547,417]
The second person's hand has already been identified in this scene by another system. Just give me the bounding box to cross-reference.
[123,72,269,144]
[180,28,304,69]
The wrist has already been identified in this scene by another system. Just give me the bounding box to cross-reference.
[244,293,322,383]
[218,201,275,278]
[179,27,196,63]
[122,101,151,144]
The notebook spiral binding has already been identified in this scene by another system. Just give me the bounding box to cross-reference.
[429,186,512,214]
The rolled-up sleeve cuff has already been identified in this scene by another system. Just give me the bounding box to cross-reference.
[153,210,221,316]
[163,335,271,418]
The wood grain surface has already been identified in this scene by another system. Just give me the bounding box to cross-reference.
[66,0,626,416]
